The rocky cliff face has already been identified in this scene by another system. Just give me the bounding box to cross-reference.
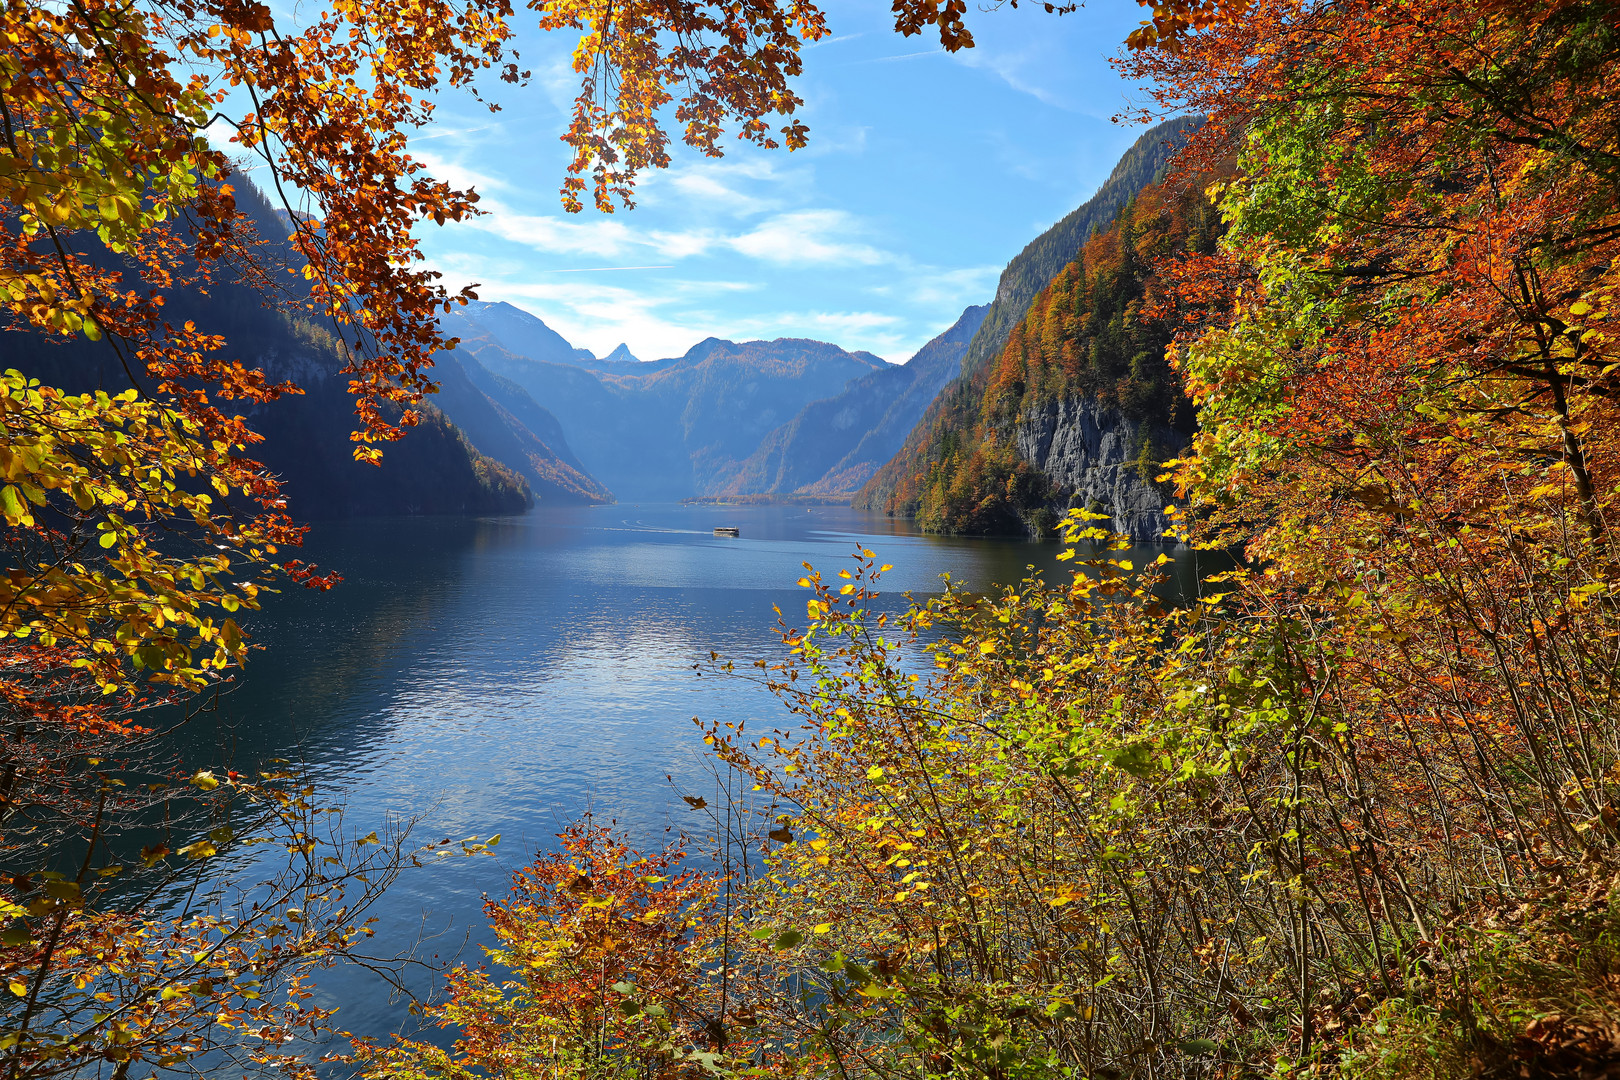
[858,118,1201,520]
[1014,397,1188,544]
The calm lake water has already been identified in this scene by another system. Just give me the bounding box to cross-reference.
[167,503,1208,1053]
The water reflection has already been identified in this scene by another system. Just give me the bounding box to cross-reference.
[165,503,1207,1050]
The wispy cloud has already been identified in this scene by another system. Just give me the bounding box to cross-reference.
[804,31,865,49]
[536,265,675,273]
[729,210,891,266]
[463,203,641,257]
[849,48,945,65]
[952,46,1064,107]
[907,264,1002,307]
[463,200,895,270]
[410,150,513,196]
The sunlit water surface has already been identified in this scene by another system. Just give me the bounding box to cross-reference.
[164,504,1209,1056]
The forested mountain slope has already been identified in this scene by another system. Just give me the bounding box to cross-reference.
[857,169,1217,539]
[429,347,615,505]
[856,117,1200,524]
[15,179,533,519]
[715,304,988,496]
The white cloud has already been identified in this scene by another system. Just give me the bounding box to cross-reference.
[458,199,895,271]
[804,32,866,49]
[800,124,870,158]
[409,150,512,196]
[643,228,723,260]
[729,210,891,266]
[952,46,1063,107]
[908,264,1001,307]
[464,202,642,257]
[851,49,945,65]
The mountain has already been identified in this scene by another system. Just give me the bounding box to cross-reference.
[855,154,1216,541]
[233,196,611,509]
[428,348,614,505]
[12,179,532,520]
[454,300,598,367]
[861,117,1205,537]
[713,304,988,497]
[601,344,640,364]
[447,323,888,501]
[9,314,534,520]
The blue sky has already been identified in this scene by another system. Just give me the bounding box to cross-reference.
[404,2,1159,363]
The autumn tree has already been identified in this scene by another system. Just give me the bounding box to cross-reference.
[398,3,1620,1079]
[0,0,1033,1071]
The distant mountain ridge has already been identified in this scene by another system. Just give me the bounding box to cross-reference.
[12,177,533,520]
[442,308,892,501]
[455,300,598,368]
[715,304,988,497]
[423,118,1201,516]
[428,349,614,505]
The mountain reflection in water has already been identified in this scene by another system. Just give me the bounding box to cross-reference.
[163,503,1214,1054]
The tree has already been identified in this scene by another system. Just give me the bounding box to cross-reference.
[0,0,1016,1072]
[377,4,1620,1078]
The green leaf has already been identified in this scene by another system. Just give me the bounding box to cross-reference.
[1102,741,1155,778]
[773,929,804,950]
[0,486,26,524]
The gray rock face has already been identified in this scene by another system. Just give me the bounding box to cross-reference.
[1014,397,1189,544]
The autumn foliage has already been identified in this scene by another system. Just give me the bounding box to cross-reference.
[17,0,1620,1076]
[0,0,907,1067]
[868,176,1213,536]
[387,3,1620,1080]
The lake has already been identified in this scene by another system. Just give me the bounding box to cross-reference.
[169,503,1206,1053]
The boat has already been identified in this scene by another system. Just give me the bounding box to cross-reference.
[713,526,740,537]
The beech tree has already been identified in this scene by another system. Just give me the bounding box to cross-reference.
[0,0,1057,1072]
[364,4,1620,1079]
